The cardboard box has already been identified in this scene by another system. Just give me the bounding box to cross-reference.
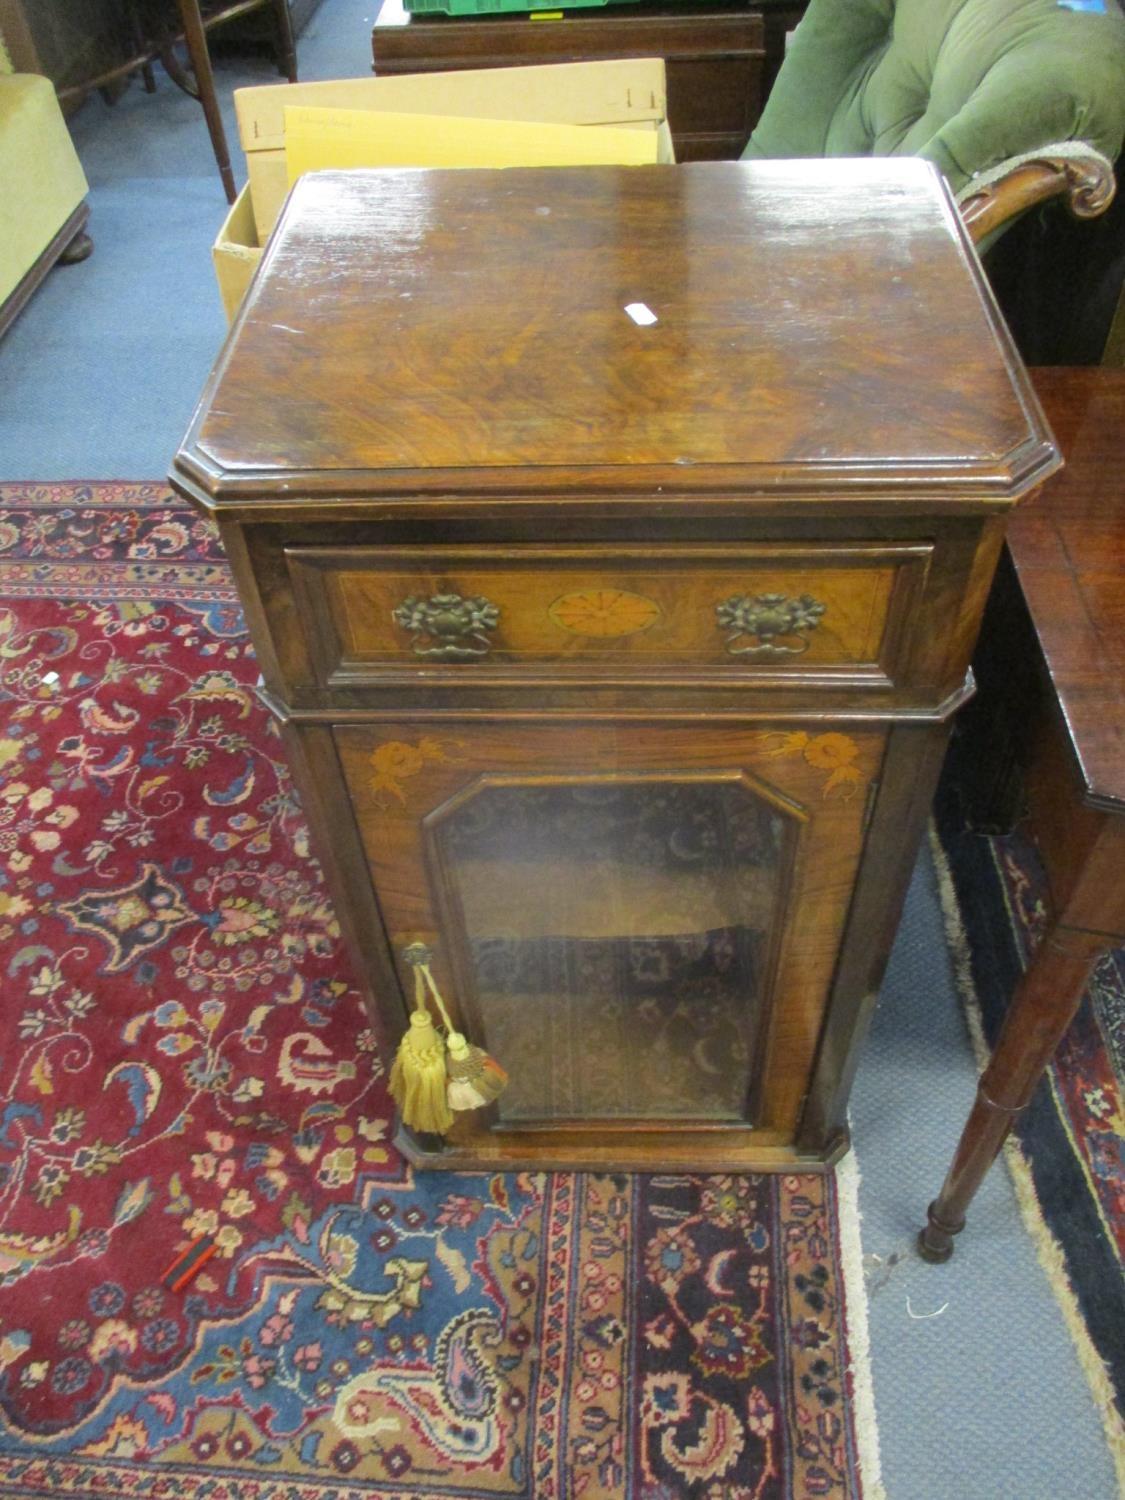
[284,103,669,181]
[212,182,260,326]
[216,58,672,326]
[234,57,669,236]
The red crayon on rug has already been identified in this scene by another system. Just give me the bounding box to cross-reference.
[161,1234,217,1293]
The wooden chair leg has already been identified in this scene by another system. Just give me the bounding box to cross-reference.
[273,0,298,82]
[125,1,159,92]
[175,0,238,204]
[919,923,1106,1262]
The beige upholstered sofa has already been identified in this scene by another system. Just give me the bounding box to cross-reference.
[0,35,91,338]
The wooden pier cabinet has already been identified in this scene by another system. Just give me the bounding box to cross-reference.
[171,159,1058,1173]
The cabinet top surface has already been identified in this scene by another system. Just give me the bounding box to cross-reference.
[175,160,1057,513]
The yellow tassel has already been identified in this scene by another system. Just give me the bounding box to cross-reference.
[388,1008,453,1135]
[395,942,509,1130]
[445,1031,509,1112]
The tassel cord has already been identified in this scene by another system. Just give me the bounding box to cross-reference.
[417,961,461,1041]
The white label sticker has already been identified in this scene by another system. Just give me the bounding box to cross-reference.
[624,302,658,327]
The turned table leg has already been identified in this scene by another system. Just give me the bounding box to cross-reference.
[176,0,238,204]
[919,923,1106,1263]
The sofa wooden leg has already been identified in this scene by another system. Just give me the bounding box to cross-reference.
[59,228,94,266]
[0,203,90,342]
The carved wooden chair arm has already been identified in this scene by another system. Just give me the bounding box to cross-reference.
[958,152,1117,247]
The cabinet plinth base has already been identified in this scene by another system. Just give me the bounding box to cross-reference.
[394,1122,850,1174]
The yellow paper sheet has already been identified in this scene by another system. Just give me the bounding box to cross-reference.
[283,104,660,183]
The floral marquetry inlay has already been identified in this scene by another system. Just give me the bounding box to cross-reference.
[749,730,864,799]
[369,738,462,808]
[548,589,662,638]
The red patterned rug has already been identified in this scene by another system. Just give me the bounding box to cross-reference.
[0,483,878,1499]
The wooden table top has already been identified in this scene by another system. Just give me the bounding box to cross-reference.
[1018,368,1125,814]
[175,159,1057,511]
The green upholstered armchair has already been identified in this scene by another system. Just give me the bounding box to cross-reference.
[743,0,1125,247]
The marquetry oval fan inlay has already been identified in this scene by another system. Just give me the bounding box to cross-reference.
[547,588,662,638]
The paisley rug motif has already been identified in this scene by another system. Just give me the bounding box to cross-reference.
[0,483,876,1498]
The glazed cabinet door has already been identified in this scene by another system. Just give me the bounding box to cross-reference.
[333,719,884,1168]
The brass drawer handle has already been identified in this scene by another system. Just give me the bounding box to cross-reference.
[716,592,826,657]
[392,592,500,660]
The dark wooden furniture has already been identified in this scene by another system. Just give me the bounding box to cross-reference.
[958,154,1117,249]
[920,366,1125,1261]
[171,159,1057,1173]
[371,2,788,160]
[52,0,298,204]
[0,0,123,97]
[217,0,323,50]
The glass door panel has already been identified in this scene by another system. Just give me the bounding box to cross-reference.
[426,777,793,1124]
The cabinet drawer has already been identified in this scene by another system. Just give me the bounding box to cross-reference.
[285,542,931,689]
